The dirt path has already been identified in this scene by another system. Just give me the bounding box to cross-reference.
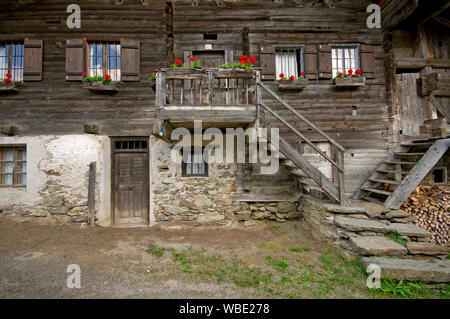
[0,215,370,298]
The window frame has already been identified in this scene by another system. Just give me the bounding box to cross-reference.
[331,43,360,77]
[0,145,27,188]
[0,41,24,82]
[181,147,209,178]
[85,41,121,82]
[273,45,304,80]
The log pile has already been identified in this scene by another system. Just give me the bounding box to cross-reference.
[401,184,450,244]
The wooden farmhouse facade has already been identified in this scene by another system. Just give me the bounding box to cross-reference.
[0,0,448,228]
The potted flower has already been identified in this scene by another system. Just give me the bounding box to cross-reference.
[334,69,365,87]
[82,72,118,91]
[189,57,201,69]
[0,73,17,92]
[277,72,308,90]
[220,55,256,70]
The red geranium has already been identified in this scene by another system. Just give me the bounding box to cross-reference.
[355,69,361,75]
[247,56,256,64]
[189,57,195,62]
[150,72,154,75]
[175,59,182,65]
[240,60,246,64]
[5,73,11,78]
[348,69,353,74]
[279,73,284,78]
[4,78,11,83]
[240,55,248,61]
[300,72,305,76]
[290,75,295,80]
[104,74,111,80]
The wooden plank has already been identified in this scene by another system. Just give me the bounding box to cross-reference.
[384,138,450,209]
[396,58,450,69]
[88,162,96,227]
[381,0,418,30]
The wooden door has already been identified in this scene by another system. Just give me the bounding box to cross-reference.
[397,73,424,136]
[112,139,149,225]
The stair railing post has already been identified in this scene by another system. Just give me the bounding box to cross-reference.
[336,149,345,204]
[255,70,261,119]
[156,71,166,107]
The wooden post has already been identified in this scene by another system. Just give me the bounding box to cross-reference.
[255,70,261,119]
[88,162,96,227]
[155,71,166,107]
[336,149,345,205]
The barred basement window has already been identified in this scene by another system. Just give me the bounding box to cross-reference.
[0,42,24,82]
[275,47,302,80]
[0,147,26,186]
[331,45,359,77]
[87,42,121,81]
[182,147,208,177]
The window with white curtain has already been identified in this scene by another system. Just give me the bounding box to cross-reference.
[0,147,26,186]
[275,48,302,79]
[0,42,24,82]
[331,46,359,77]
[182,147,208,177]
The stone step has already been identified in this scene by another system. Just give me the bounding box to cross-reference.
[324,203,366,214]
[390,223,432,238]
[235,192,301,202]
[406,242,450,255]
[334,216,392,233]
[349,236,407,256]
[360,257,450,283]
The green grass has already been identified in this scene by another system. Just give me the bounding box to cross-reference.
[369,279,450,299]
[446,254,450,260]
[262,242,277,249]
[290,246,311,253]
[146,243,166,257]
[386,231,406,246]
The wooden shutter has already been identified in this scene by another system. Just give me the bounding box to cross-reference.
[304,44,317,80]
[260,45,275,80]
[318,44,332,79]
[65,39,85,81]
[23,39,43,81]
[360,44,375,79]
[121,40,140,82]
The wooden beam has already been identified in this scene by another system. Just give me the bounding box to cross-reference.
[382,0,418,30]
[433,16,450,29]
[395,58,450,69]
[88,162,96,227]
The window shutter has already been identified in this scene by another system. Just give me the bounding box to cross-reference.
[65,39,85,81]
[260,45,275,80]
[360,44,375,79]
[121,40,140,82]
[304,44,317,80]
[318,44,332,79]
[23,39,43,81]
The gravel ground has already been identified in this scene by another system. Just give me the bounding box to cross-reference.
[0,214,361,299]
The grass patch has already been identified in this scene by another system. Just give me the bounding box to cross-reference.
[262,242,277,249]
[386,231,406,246]
[146,243,166,257]
[290,246,311,253]
[369,279,450,299]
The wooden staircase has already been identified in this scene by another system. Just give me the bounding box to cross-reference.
[353,137,450,209]
[236,80,347,204]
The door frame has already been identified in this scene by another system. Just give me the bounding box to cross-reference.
[110,136,150,226]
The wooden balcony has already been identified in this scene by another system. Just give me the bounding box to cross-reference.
[155,68,259,129]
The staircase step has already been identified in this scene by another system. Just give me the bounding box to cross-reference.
[334,216,393,233]
[349,236,407,256]
[382,161,417,165]
[400,142,433,147]
[376,169,409,175]
[360,257,450,283]
[289,168,308,178]
[368,178,401,185]
[391,223,432,238]
[235,192,301,202]
[394,152,425,156]
[361,187,393,196]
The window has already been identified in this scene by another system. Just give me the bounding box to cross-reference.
[275,47,302,80]
[182,147,208,177]
[0,147,26,186]
[87,42,121,81]
[332,45,359,77]
[0,42,24,82]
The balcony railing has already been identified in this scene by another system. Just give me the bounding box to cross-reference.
[155,68,259,107]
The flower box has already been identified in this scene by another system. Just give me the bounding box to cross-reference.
[277,78,308,90]
[83,81,118,92]
[0,82,18,92]
[335,76,365,87]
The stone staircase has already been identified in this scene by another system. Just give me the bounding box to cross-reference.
[354,137,450,209]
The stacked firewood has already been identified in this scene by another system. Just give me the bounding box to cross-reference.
[401,184,450,244]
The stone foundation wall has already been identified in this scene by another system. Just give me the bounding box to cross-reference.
[0,135,111,226]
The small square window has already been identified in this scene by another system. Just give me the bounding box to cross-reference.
[0,42,24,82]
[182,147,208,177]
[87,41,121,81]
[275,47,302,79]
[331,45,359,77]
[0,146,27,186]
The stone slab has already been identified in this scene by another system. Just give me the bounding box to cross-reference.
[324,204,366,214]
[406,242,450,255]
[360,257,450,283]
[384,209,411,219]
[334,216,393,233]
[349,236,407,256]
[391,223,432,237]
[355,201,390,219]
